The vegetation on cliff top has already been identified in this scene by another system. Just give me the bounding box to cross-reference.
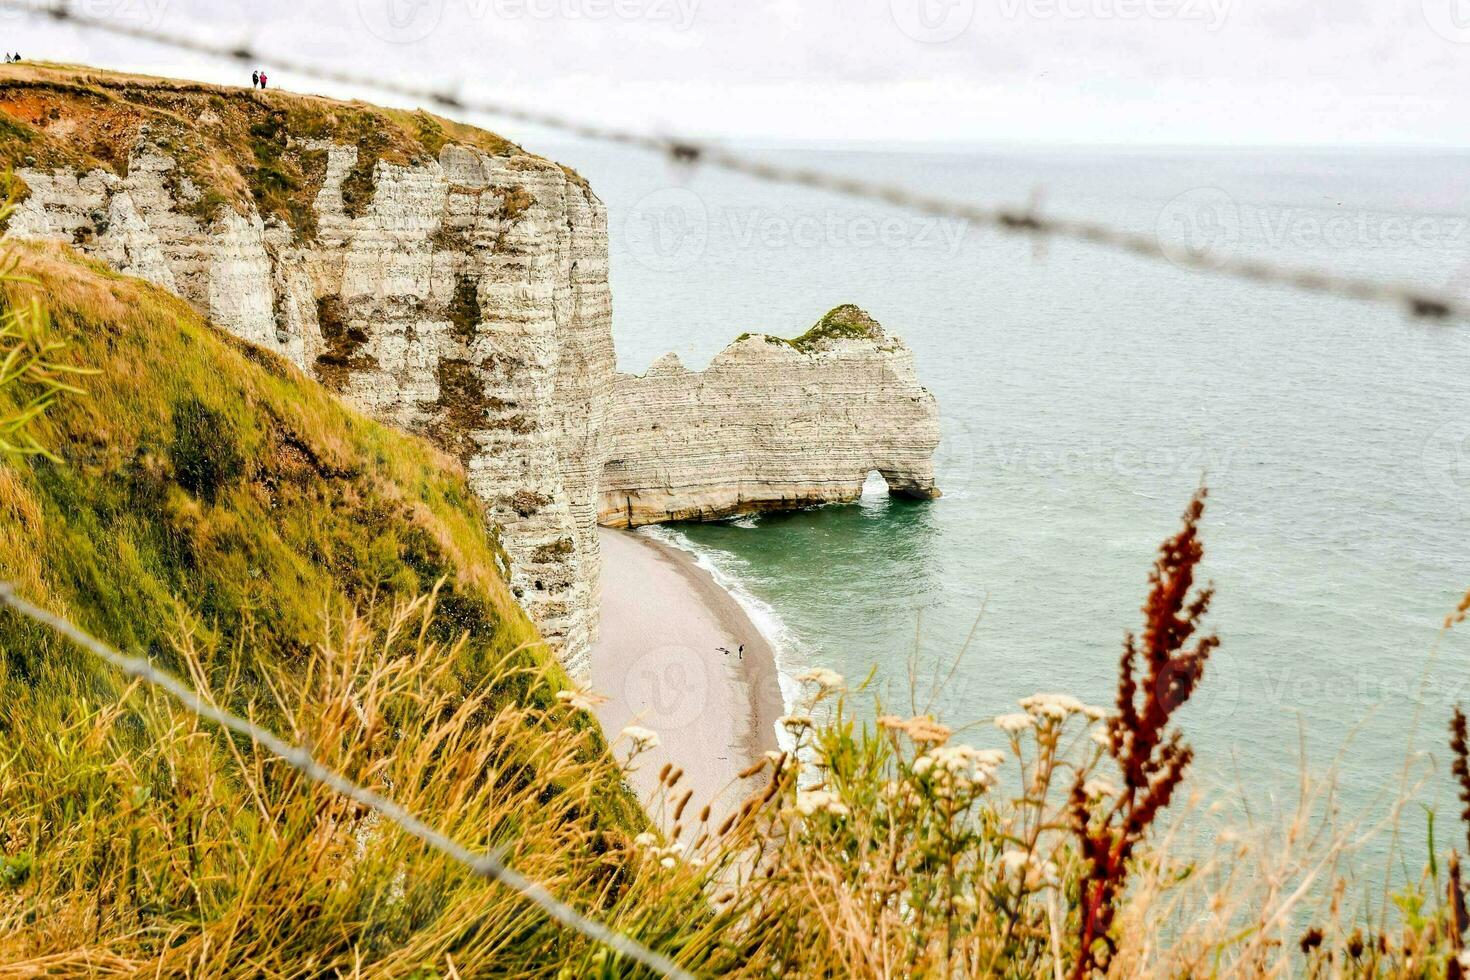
[0,62,580,235]
[736,303,887,353]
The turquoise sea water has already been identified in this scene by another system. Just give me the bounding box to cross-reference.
[548,140,1470,861]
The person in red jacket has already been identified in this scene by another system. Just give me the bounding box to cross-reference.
[259,71,267,89]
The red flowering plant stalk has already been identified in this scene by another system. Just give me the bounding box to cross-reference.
[1452,708,1470,857]
[1069,488,1219,977]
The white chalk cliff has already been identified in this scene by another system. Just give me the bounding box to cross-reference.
[1,73,939,678]
[600,307,940,527]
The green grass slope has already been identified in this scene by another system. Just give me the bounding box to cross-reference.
[0,242,667,975]
[0,239,543,691]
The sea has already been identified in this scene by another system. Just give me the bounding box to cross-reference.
[543,139,1470,873]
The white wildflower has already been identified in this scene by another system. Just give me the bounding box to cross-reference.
[912,755,936,777]
[1020,693,1084,720]
[879,714,953,743]
[995,712,1034,733]
[1082,704,1109,721]
[555,689,604,712]
[1090,728,1111,748]
[633,832,658,848]
[659,856,676,869]
[1000,849,1059,888]
[1000,850,1033,873]
[797,667,845,691]
[780,714,814,731]
[621,725,660,751]
[928,744,996,774]
[795,789,849,817]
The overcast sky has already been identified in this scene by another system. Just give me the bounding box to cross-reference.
[5,0,1467,146]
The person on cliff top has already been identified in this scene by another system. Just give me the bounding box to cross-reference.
[259,71,267,89]
[251,70,258,87]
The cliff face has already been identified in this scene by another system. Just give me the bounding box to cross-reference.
[1,67,941,679]
[600,306,940,528]
[2,69,611,674]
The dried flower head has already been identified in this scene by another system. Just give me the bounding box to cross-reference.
[555,688,606,712]
[797,667,846,691]
[879,714,952,744]
[995,712,1035,733]
[795,789,849,817]
[1446,588,1470,630]
[1020,692,1085,720]
[620,725,660,751]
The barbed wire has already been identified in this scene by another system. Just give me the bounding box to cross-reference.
[3,0,1466,322]
[0,581,694,980]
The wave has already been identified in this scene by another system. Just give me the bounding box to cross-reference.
[636,524,807,753]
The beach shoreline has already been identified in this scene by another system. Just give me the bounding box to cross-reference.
[591,527,785,831]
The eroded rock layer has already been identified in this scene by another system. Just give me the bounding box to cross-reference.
[599,306,940,528]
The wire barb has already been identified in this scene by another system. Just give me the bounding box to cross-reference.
[0,0,1462,323]
[0,580,694,980]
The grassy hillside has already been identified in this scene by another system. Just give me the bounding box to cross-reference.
[0,242,683,975]
[0,239,547,693]
[0,61,582,236]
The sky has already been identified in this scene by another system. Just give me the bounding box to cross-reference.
[2,0,1467,146]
